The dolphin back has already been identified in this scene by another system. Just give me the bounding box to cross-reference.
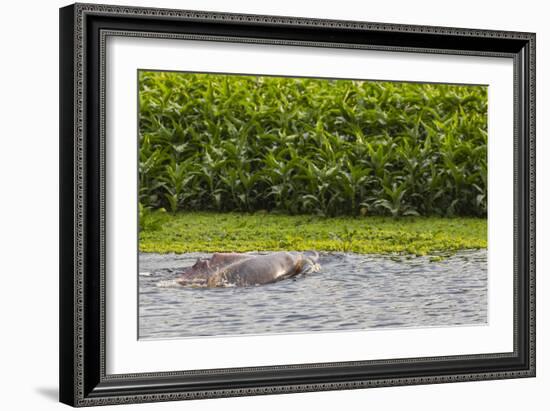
[176,251,321,288]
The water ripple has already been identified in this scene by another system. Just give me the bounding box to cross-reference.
[139,250,487,339]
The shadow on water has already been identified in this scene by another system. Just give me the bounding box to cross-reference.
[139,250,487,340]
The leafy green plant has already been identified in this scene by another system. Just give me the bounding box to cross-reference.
[138,71,488,218]
[329,226,358,252]
[139,203,168,232]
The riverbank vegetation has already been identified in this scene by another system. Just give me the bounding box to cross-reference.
[139,210,487,255]
[138,72,488,256]
[139,72,487,218]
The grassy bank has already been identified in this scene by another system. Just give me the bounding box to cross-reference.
[139,211,487,255]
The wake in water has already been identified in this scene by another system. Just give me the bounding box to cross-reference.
[139,250,487,339]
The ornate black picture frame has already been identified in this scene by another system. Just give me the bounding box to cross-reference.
[59,3,535,407]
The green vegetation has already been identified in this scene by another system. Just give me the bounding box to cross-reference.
[139,210,487,255]
[138,72,488,256]
[139,72,487,218]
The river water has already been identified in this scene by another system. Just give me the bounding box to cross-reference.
[138,250,487,340]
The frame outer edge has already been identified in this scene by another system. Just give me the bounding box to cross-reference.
[74,2,534,39]
[75,2,87,407]
[59,3,77,407]
[527,33,536,376]
[63,2,537,407]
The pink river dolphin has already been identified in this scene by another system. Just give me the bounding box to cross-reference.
[175,251,320,287]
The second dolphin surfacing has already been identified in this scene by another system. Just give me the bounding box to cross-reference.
[175,251,320,288]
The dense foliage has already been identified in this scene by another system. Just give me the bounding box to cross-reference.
[139,71,487,217]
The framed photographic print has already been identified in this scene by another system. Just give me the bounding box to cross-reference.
[59,2,536,407]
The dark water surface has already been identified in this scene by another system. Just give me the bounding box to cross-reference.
[139,250,487,340]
